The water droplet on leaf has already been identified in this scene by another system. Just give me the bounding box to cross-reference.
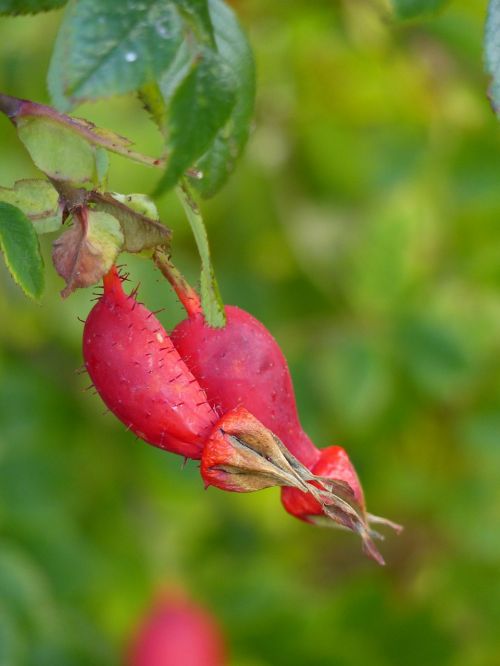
[125,51,138,63]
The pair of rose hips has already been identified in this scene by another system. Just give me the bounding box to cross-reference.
[83,267,400,564]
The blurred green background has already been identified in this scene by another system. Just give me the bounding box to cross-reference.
[1,0,499,664]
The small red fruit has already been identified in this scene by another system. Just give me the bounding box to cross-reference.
[202,406,326,494]
[281,445,365,523]
[199,406,385,562]
[127,592,227,666]
[83,267,217,459]
[168,283,400,562]
[170,306,319,468]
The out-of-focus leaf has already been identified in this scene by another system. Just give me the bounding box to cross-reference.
[315,334,392,429]
[175,0,214,44]
[191,0,255,197]
[52,208,123,297]
[157,39,196,108]
[485,0,500,116]
[0,543,57,634]
[0,180,63,234]
[0,202,44,299]
[155,47,237,194]
[0,605,23,665]
[90,191,170,252]
[48,0,185,111]
[396,315,471,400]
[0,0,66,14]
[391,0,448,20]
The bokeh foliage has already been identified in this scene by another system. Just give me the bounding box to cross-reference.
[1,0,499,664]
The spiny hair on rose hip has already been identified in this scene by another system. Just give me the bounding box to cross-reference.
[82,266,218,459]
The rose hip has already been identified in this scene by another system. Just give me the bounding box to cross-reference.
[165,273,400,562]
[83,267,217,459]
[170,306,319,468]
[127,592,227,666]
[281,445,365,523]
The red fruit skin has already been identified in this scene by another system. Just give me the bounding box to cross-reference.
[128,594,227,666]
[170,306,320,468]
[281,446,365,522]
[83,269,217,459]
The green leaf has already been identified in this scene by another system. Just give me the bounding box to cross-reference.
[52,208,123,297]
[191,0,255,197]
[15,115,102,187]
[390,0,448,20]
[139,82,168,136]
[176,183,225,327]
[0,179,63,234]
[89,191,171,252]
[0,202,44,300]
[396,315,470,401]
[157,39,197,107]
[486,0,500,116]
[0,94,168,171]
[109,192,159,220]
[175,0,214,45]
[48,0,185,111]
[155,47,237,195]
[0,0,66,15]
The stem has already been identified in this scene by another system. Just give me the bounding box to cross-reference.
[153,249,202,317]
[176,181,226,328]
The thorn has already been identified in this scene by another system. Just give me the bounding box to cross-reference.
[83,383,95,391]
[77,316,86,324]
[129,283,141,299]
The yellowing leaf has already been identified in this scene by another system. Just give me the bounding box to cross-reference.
[0,179,63,233]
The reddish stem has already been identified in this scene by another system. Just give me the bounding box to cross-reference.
[153,249,202,318]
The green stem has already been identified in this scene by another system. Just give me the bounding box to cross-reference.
[175,181,226,328]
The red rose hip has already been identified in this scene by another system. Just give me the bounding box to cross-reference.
[83,267,218,459]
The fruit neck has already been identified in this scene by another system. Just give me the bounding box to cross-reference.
[103,265,127,303]
[153,250,202,317]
